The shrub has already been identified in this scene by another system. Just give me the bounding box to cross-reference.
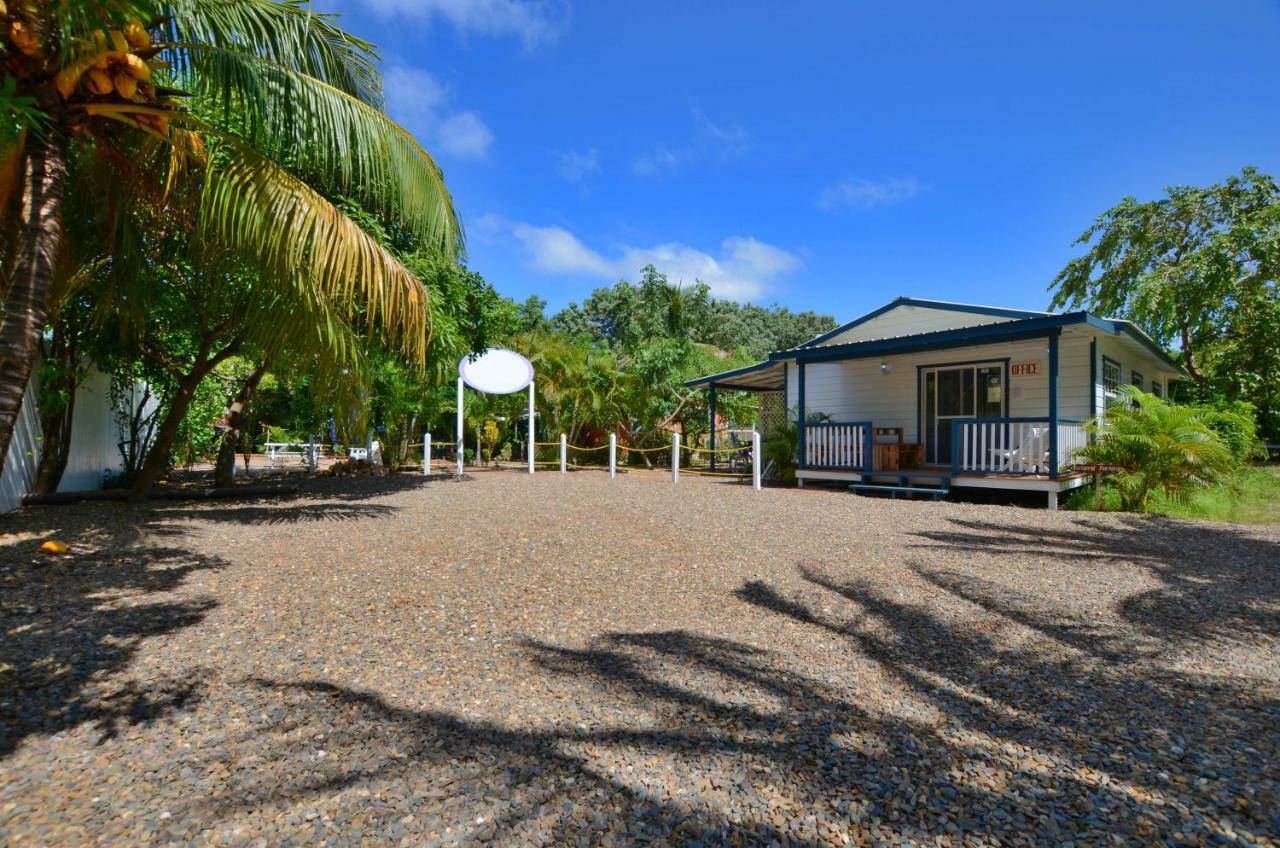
[1185,399,1267,466]
[763,408,831,485]
[1076,387,1234,512]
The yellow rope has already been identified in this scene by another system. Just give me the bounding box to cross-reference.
[533,441,561,447]
[618,444,670,453]
[565,462,614,470]
[680,469,751,478]
[565,443,608,452]
[682,443,750,455]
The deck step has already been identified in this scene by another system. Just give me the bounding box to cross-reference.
[850,482,949,501]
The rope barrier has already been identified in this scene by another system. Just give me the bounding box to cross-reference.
[681,443,751,455]
[680,468,751,478]
[565,443,608,452]
[533,441,561,447]
[617,444,670,453]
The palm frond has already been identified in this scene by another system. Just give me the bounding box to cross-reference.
[165,43,459,253]
[199,138,432,366]
[166,0,383,105]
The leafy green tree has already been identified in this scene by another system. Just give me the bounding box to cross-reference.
[1049,168,1279,438]
[1076,387,1235,512]
[0,0,459,478]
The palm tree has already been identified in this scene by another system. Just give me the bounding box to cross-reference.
[0,0,459,477]
[1076,386,1234,512]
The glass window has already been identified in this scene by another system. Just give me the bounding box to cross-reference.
[1102,357,1122,406]
[1150,381,1162,399]
[1131,371,1143,391]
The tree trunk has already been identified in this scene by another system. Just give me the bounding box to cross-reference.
[31,318,80,495]
[213,362,268,488]
[130,371,206,501]
[0,132,68,477]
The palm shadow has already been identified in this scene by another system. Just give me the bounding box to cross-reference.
[202,607,1276,845]
[735,564,1278,843]
[0,504,223,756]
[909,515,1280,644]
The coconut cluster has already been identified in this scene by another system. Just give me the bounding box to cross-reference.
[54,24,159,102]
[3,6,174,134]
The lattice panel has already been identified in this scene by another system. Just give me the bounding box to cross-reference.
[757,391,786,436]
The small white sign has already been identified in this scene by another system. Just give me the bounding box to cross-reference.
[1011,361,1040,377]
[458,349,534,394]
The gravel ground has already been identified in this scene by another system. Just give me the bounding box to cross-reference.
[1,470,1277,847]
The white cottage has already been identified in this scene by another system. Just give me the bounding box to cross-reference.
[687,297,1188,507]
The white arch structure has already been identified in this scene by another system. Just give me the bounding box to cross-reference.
[456,349,535,477]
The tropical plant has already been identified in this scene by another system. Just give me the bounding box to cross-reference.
[762,409,831,485]
[0,0,459,481]
[1075,386,1235,512]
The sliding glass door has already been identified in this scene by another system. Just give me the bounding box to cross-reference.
[921,363,1004,465]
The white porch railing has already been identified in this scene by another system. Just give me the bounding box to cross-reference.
[802,421,872,469]
[952,418,1086,477]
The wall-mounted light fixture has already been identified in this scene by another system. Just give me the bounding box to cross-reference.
[880,361,891,374]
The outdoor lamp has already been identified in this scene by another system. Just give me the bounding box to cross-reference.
[880,361,891,374]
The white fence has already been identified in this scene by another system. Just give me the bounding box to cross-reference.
[802,421,871,469]
[954,418,1086,475]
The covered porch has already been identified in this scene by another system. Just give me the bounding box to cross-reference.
[689,323,1092,508]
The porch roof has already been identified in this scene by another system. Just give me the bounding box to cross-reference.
[685,359,786,392]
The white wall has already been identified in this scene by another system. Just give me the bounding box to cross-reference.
[786,337,1054,441]
[0,363,148,513]
[0,372,43,513]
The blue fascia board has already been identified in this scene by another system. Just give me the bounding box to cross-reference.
[778,315,1078,364]
[796,297,1049,349]
[1080,315,1187,375]
[684,359,779,388]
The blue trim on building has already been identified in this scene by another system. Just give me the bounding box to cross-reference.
[708,384,717,471]
[1048,332,1060,477]
[684,358,782,389]
[1089,338,1097,420]
[796,362,806,467]
[783,315,1076,364]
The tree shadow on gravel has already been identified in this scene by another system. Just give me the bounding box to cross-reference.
[909,514,1280,646]
[0,508,223,757]
[735,567,1279,844]
[151,502,399,526]
[205,604,1276,846]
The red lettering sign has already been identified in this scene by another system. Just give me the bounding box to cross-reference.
[1011,362,1040,377]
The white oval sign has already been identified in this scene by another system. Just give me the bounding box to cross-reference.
[458,348,533,394]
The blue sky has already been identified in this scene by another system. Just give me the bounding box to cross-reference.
[317,0,1280,319]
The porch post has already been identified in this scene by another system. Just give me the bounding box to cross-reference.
[1048,332,1060,478]
[796,362,806,468]
[709,384,718,472]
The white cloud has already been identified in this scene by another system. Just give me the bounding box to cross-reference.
[630,145,688,177]
[631,100,749,177]
[360,0,565,49]
[437,111,494,159]
[555,148,600,182]
[507,222,799,301]
[818,177,921,211]
[383,65,493,160]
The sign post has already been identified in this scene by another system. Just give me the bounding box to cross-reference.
[1072,464,1126,510]
[456,349,536,480]
[527,382,535,475]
